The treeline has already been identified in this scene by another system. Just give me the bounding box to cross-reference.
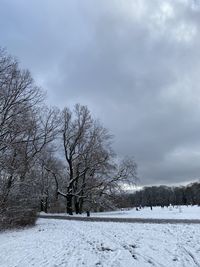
[118,182,200,208]
[0,49,137,228]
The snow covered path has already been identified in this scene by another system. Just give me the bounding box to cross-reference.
[40,205,200,221]
[1,219,200,267]
[39,214,200,224]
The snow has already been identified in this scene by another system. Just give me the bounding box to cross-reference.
[41,205,200,220]
[1,218,200,267]
[91,205,200,220]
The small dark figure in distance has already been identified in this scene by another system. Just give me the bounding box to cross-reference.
[86,211,90,217]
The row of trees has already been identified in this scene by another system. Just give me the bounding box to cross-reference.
[125,182,200,208]
[0,48,138,226]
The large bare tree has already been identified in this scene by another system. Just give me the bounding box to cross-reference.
[48,104,138,214]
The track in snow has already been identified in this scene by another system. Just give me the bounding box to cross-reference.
[39,214,200,224]
[1,219,200,267]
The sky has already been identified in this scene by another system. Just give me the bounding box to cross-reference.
[1,0,200,186]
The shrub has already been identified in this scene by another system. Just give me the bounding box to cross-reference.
[0,204,38,231]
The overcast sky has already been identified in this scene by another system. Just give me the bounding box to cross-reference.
[1,0,200,186]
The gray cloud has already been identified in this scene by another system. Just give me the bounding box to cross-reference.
[1,0,200,185]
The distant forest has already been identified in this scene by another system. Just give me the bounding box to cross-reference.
[117,182,200,208]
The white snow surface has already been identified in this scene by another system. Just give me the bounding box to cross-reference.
[1,218,200,267]
[42,205,200,220]
[90,205,200,219]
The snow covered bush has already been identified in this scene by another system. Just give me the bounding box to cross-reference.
[0,206,38,230]
[0,181,39,230]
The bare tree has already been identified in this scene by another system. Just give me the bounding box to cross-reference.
[0,50,60,212]
[48,104,138,214]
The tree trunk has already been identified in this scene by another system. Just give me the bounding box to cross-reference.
[40,197,48,213]
[79,198,84,214]
[44,196,48,213]
[66,195,73,215]
[40,199,44,212]
[75,200,80,214]
[0,175,13,208]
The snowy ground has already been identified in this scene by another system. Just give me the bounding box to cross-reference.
[42,205,200,220]
[1,218,200,267]
[91,205,200,220]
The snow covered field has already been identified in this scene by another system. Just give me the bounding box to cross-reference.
[1,218,200,267]
[91,205,200,220]
[43,205,200,220]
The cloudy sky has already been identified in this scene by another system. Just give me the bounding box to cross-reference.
[1,0,200,186]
